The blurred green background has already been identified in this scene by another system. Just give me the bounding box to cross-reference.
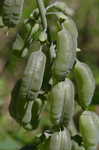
[0,0,99,149]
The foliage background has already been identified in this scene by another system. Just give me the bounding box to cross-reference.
[0,0,99,149]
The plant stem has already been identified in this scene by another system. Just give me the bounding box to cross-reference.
[36,0,47,31]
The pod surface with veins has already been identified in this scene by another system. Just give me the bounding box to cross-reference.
[74,60,95,108]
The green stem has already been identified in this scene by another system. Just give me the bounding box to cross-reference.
[36,0,47,30]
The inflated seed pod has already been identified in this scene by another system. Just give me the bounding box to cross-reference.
[3,0,24,27]
[49,78,74,126]
[74,60,95,108]
[52,28,76,82]
[49,128,71,150]
[19,49,46,101]
[79,111,99,150]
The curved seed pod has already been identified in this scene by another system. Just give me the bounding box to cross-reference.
[74,60,96,108]
[49,78,74,126]
[19,49,46,101]
[52,28,76,82]
[3,0,24,27]
[79,111,99,149]
[49,128,71,150]
[63,78,75,126]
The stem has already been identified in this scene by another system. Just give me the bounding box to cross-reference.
[36,0,47,30]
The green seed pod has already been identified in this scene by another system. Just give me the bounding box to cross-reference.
[52,28,76,82]
[19,49,46,101]
[74,60,96,108]
[49,128,71,150]
[79,111,99,150]
[3,0,24,27]
[49,78,74,126]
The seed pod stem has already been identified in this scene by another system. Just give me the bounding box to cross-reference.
[36,0,47,30]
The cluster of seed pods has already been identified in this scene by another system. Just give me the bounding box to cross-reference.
[0,0,99,150]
